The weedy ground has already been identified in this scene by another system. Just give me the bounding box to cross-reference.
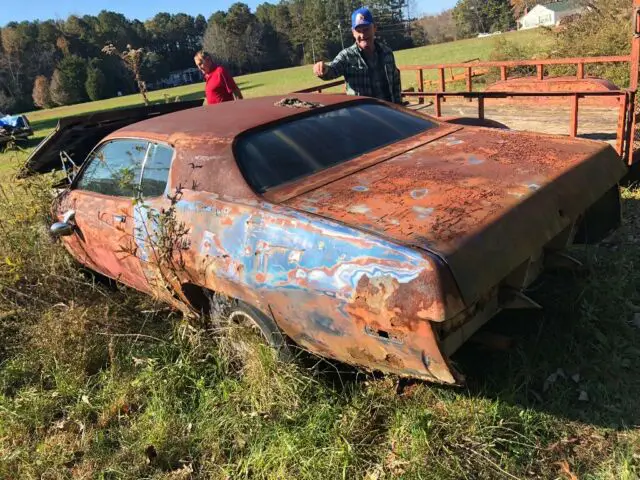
[0,27,639,479]
[1,127,639,480]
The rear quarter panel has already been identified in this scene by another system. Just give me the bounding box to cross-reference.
[170,189,466,383]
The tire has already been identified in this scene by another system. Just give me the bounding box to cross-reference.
[225,301,292,362]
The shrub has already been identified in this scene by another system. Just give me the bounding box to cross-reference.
[31,75,53,109]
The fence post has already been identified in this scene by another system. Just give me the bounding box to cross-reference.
[570,93,579,137]
[628,91,637,165]
[537,64,544,81]
[417,70,424,105]
[577,62,585,79]
[500,66,507,81]
[616,93,628,157]
[435,93,442,117]
[631,1,640,91]
[478,96,485,120]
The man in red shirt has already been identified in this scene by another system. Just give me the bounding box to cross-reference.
[194,51,243,105]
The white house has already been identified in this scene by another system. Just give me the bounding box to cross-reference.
[518,1,587,30]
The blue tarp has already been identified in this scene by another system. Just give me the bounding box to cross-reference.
[0,115,26,129]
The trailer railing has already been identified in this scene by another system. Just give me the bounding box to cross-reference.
[400,55,634,103]
[402,90,636,165]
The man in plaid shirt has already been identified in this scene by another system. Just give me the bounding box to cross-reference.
[312,7,402,104]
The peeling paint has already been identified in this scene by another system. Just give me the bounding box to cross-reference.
[468,156,485,165]
[349,204,371,215]
[410,188,429,199]
[413,206,435,219]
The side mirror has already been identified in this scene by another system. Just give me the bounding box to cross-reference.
[50,221,74,237]
[50,210,76,237]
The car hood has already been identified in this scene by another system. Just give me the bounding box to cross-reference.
[18,100,202,178]
[282,127,627,305]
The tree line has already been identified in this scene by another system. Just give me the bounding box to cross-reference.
[0,0,417,113]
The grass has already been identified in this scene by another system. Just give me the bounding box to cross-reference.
[18,28,549,138]
[0,28,639,479]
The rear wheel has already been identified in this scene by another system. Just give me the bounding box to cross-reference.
[223,301,292,362]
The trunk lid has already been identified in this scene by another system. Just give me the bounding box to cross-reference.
[282,127,626,305]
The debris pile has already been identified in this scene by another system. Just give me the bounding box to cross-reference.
[274,97,324,109]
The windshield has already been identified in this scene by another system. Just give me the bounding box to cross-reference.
[234,103,438,193]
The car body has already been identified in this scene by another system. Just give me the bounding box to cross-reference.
[26,93,627,385]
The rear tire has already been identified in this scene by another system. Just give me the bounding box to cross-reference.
[225,301,292,362]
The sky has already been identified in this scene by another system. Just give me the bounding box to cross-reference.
[1,0,458,26]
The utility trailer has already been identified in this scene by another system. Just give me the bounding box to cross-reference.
[298,0,640,169]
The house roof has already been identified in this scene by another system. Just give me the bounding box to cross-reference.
[544,1,581,13]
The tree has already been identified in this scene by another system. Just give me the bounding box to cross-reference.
[102,43,149,105]
[48,55,87,106]
[85,60,108,101]
[453,0,515,37]
[509,0,538,19]
[32,75,53,108]
[417,9,457,44]
[49,69,70,106]
[202,3,271,74]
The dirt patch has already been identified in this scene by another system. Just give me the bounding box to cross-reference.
[410,98,620,147]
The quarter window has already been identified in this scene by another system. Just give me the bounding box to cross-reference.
[140,144,173,197]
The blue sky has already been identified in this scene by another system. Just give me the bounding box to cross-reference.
[1,0,458,26]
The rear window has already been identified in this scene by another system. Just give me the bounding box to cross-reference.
[234,103,437,193]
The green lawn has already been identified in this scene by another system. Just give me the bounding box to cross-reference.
[2,28,638,479]
[19,29,549,137]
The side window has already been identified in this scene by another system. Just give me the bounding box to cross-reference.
[140,144,174,197]
[76,139,149,197]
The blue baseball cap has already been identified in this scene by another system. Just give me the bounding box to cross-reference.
[352,7,374,29]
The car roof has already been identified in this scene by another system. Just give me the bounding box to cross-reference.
[107,93,368,144]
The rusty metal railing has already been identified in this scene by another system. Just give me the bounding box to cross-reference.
[293,56,634,98]
[294,80,345,94]
[402,89,636,165]
[401,56,632,89]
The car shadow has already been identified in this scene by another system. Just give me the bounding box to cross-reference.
[307,194,640,430]
[238,83,263,92]
[578,132,618,141]
[442,192,640,430]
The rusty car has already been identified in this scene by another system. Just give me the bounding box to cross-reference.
[23,93,627,385]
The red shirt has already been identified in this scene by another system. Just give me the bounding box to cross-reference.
[204,65,238,105]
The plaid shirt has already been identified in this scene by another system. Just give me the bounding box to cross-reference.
[319,40,402,104]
